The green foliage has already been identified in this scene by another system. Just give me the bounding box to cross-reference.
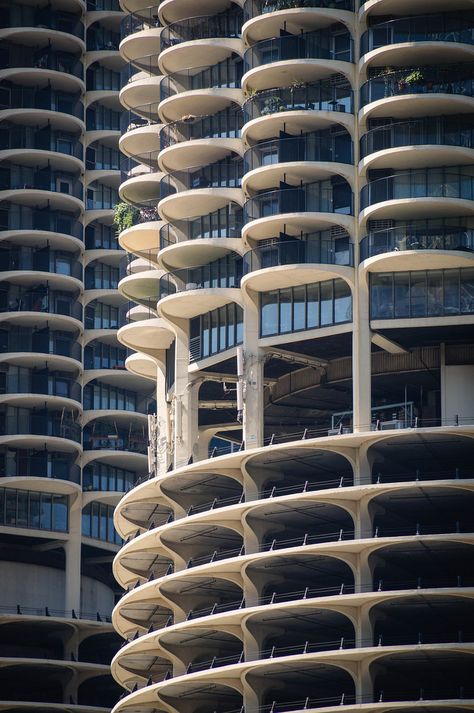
[405,69,423,85]
[113,202,140,234]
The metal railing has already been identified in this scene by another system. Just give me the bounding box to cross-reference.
[243,81,353,121]
[0,85,84,119]
[360,66,474,107]
[161,11,242,51]
[360,168,474,209]
[160,108,242,150]
[360,117,474,158]
[120,4,161,40]
[244,180,353,222]
[243,0,353,21]
[0,603,112,622]
[360,226,474,259]
[242,238,354,273]
[244,133,352,172]
[244,29,353,71]
[361,13,474,55]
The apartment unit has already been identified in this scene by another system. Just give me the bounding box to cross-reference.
[112,0,474,712]
[0,0,154,708]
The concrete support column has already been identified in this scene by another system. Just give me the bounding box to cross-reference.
[352,275,371,433]
[173,323,199,467]
[65,494,82,614]
[156,362,171,475]
[243,292,264,449]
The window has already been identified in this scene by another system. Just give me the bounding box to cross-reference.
[260,278,352,336]
[82,501,122,544]
[0,487,68,532]
[370,268,474,319]
[189,304,244,362]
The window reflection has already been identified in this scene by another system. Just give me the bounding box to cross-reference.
[370,268,474,319]
[260,278,352,337]
[82,502,121,545]
[0,487,68,532]
[190,303,243,361]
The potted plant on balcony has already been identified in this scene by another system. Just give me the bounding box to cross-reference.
[114,202,140,234]
[404,69,424,86]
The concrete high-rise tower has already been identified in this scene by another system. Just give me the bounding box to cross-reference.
[112,0,474,711]
[0,0,154,708]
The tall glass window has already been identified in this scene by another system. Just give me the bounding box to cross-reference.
[82,502,122,544]
[260,278,352,337]
[189,304,244,361]
[370,268,474,319]
[0,487,68,532]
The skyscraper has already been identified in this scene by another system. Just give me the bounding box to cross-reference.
[113,0,474,711]
[0,0,154,707]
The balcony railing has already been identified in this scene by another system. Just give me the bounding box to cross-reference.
[0,247,83,280]
[160,109,243,150]
[87,29,121,52]
[360,226,474,260]
[359,65,474,107]
[83,432,147,454]
[0,328,82,362]
[243,80,353,121]
[5,46,83,80]
[0,85,84,120]
[0,205,83,241]
[0,7,84,39]
[243,0,353,21]
[0,372,81,402]
[0,452,80,483]
[360,167,474,209]
[244,180,353,221]
[243,237,354,273]
[0,165,83,201]
[244,133,353,172]
[120,107,161,134]
[360,13,474,56]
[158,260,243,297]
[243,29,353,71]
[159,205,244,246]
[360,117,474,158]
[1,410,81,442]
[120,5,161,41]
[0,126,83,161]
[160,10,243,51]
[0,289,82,321]
[159,160,243,199]
[160,58,243,101]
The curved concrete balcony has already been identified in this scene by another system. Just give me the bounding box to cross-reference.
[242,79,353,133]
[241,237,354,294]
[242,29,354,93]
[0,5,84,44]
[242,0,354,44]
[0,246,83,285]
[159,13,243,75]
[119,269,166,307]
[359,117,474,174]
[360,14,474,73]
[125,351,158,381]
[120,71,163,114]
[0,367,82,407]
[159,128,243,173]
[359,0,473,18]
[119,122,162,161]
[119,169,166,208]
[0,44,84,91]
[82,416,148,467]
[359,66,474,122]
[0,163,83,213]
[0,204,83,246]
[118,317,174,359]
[158,61,244,122]
[120,14,162,64]
[360,167,474,225]
[243,178,354,241]
[243,132,354,193]
[159,235,243,271]
[0,286,83,331]
[0,82,84,127]
[359,225,474,262]
[118,219,163,257]
[157,268,242,319]
[0,406,81,447]
[0,446,81,486]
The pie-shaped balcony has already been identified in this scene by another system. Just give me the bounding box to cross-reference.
[243,177,354,240]
[360,13,474,73]
[243,129,353,193]
[360,115,474,174]
[359,64,474,121]
[159,9,243,75]
[242,28,354,93]
[360,223,474,261]
[158,58,243,122]
[242,80,353,144]
[360,166,474,224]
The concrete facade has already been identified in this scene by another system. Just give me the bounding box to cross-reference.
[113,0,474,712]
